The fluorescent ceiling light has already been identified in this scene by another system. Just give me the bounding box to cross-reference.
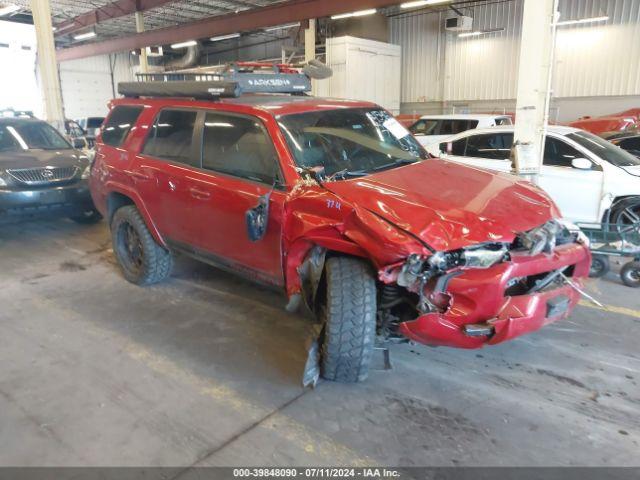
[458,28,505,38]
[400,0,451,8]
[210,33,240,41]
[0,4,20,16]
[331,8,376,20]
[171,40,197,49]
[264,22,300,31]
[73,30,96,40]
[554,15,609,26]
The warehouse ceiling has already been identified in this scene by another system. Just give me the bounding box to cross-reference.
[7,0,287,45]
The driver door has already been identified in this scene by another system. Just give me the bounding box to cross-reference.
[538,135,604,223]
[182,111,285,287]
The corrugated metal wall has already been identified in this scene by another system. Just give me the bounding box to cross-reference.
[391,0,640,103]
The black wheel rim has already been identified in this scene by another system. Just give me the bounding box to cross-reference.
[117,221,144,274]
[615,204,640,233]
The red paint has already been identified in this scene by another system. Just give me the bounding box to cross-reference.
[568,109,640,135]
[91,94,590,349]
[399,243,590,348]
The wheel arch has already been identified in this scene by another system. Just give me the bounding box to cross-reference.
[105,188,167,247]
[602,195,640,222]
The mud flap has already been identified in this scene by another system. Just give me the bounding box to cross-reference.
[302,324,323,388]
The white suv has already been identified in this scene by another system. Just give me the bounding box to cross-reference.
[409,114,512,148]
[427,125,640,225]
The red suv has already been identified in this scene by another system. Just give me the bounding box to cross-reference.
[90,72,590,383]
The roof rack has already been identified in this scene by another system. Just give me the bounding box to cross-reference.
[119,61,320,100]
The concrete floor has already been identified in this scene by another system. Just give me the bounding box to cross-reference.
[0,218,638,467]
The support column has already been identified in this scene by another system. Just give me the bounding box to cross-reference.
[512,0,559,183]
[30,0,64,131]
[305,18,316,94]
[135,11,149,74]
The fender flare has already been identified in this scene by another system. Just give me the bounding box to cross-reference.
[104,182,167,248]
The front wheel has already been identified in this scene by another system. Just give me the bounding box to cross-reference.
[320,256,376,383]
[111,205,173,285]
[620,262,640,288]
[610,198,640,231]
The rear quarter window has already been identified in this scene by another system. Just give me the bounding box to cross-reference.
[102,106,143,147]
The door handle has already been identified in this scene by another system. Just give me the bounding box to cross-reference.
[189,187,211,199]
[125,170,151,181]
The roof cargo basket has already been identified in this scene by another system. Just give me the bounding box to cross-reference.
[119,61,331,99]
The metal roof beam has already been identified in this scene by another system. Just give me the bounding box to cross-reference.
[54,0,176,36]
[56,0,397,61]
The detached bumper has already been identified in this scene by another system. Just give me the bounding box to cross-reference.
[0,181,94,219]
[398,243,591,348]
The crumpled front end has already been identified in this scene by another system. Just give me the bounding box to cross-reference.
[378,220,592,348]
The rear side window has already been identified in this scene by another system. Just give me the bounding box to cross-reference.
[202,112,279,184]
[410,119,438,136]
[439,119,479,136]
[449,138,467,156]
[495,117,512,126]
[142,109,198,166]
[102,106,143,147]
[466,133,513,160]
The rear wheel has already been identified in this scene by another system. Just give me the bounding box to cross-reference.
[620,261,640,288]
[111,205,173,285]
[589,254,610,278]
[320,256,376,383]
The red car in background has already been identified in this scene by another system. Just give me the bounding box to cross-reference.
[89,69,591,383]
[569,108,640,136]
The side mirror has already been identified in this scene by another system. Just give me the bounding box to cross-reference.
[72,138,86,149]
[571,158,592,170]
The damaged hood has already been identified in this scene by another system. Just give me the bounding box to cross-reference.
[325,159,560,251]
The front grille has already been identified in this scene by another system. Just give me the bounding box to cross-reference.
[7,166,78,185]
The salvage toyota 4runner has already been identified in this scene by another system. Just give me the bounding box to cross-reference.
[90,64,591,383]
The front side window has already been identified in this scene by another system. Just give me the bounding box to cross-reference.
[278,108,427,179]
[202,113,279,184]
[409,119,439,136]
[495,117,512,126]
[543,137,583,167]
[567,131,640,167]
[447,138,467,156]
[465,133,513,160]
[439,119,479,136]
[102,105,143,147]
[142,109,198,166]
[0,121,70,151]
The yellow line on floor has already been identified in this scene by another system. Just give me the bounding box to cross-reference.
[578,299,640,320]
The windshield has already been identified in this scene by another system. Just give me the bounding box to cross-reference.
[278,108,427,180]
[567,131,640,167]
[0,122,71,152]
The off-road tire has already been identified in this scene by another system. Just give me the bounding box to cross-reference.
[589,254,610,278]
[70,208,103,224]
[620,261,640,288]
[111,205,173,285]
[320,256,376,383]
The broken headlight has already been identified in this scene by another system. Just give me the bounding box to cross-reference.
[462,245,508,268]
